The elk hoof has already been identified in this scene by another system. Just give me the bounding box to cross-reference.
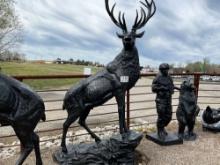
[95,138,101,143]
[61,147,68,154]
[36,160,43,165]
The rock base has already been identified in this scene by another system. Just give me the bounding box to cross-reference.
[146,132,183,146]
[53,131,143,165]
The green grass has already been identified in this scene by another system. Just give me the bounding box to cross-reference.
[0,61,102,90]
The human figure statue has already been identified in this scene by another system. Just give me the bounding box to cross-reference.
[152,63,174,140]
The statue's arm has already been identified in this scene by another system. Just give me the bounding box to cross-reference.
[151,78,158,93]
[152,78,167,93]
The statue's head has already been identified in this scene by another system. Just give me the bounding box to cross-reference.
[181,79,195,91]
[159,63,169,76]
[203,106,220,124]
[105,0,156,50]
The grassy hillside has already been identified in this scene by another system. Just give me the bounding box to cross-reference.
[0,62,102,90]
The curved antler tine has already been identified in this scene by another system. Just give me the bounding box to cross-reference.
[110,3,119,25]
[146,0,151,7]
[118,11,127,32]
[137,7,145,27]
[105,0,127,32]
[140,1,149,9]
[151,1,156,16]
[132,7,145,31]
[122,13,127,32]
[134,10,139,27]
[143,0,157,19]
[118,11,123,28]
[132,0,156,31]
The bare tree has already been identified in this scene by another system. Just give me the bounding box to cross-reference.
[0,0,22,60]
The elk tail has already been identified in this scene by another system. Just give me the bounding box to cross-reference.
[41,112,46,122]
[63,103,66,110]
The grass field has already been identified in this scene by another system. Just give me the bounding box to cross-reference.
[0,61,102,89]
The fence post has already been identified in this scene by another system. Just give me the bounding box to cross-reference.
[126,90,130,130]
[194,74,200,99]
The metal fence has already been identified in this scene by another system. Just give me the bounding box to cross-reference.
[0,73,220,149]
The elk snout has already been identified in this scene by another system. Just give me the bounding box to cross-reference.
[124,36,132,42]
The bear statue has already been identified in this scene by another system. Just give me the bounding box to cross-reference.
[176,79,200,141]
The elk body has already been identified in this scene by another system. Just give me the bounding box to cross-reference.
[0,74,46,165]
[61,0,156,153]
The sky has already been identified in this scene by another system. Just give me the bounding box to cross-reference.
[15,0,220,67]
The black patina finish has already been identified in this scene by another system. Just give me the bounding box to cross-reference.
[202,106,220,132]
[54,131,142,165]
[152,63,175,140]
[60,0,156,154]
[176,79,200,141]
[0,73,46,165]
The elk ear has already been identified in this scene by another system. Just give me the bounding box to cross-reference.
[135,31,145,38]
[116,32,124,38]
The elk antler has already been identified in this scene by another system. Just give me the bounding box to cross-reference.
[132,0,156,32]
[105,0,127,33]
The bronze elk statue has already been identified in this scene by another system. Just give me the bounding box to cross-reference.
[61,0,156,153]
[0,74,46,165]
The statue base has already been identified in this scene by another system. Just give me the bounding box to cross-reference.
[203,125,220,133]
[183,132,197,141]
[146,132,183,146]
[53,131,143,165]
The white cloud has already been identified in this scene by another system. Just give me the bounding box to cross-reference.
[15,0,220,66]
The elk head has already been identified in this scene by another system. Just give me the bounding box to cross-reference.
[105,0,156,50]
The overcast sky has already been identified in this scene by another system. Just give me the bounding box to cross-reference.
[15,0,220,67]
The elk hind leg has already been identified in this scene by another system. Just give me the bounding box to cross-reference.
[78,109,101,142]
[15,131,34,165]
[61,110,80,153]
[32,132,43,165]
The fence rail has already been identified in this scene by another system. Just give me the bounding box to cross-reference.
[0,73,219,149]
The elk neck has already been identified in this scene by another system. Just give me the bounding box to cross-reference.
[107,46,140,89]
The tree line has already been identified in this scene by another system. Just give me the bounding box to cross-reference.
[0,50,25,61]
[185,58,220,74]
[171,58,220,74]
[55,58,105,67]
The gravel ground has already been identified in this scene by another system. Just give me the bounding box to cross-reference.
[137,125,220,165]
[1,123,220,165]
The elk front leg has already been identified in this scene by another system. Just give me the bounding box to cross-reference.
[115,90,127,134]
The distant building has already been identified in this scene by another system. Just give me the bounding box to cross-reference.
[141,66,155,74]
[45,61,53,64]
[172,67,186,74]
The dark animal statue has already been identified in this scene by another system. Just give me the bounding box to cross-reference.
[176,79,200,140]
[202,106,220,132]
[61,0,156,153]
[0,74,46,165]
